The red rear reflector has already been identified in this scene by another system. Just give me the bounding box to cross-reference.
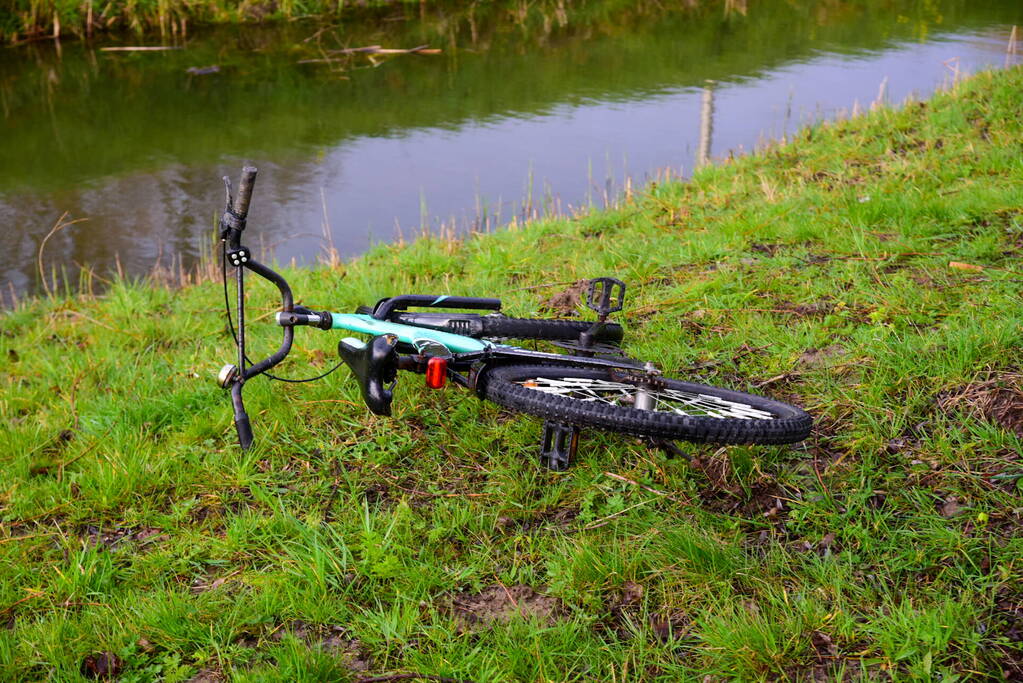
[425,356,447,389]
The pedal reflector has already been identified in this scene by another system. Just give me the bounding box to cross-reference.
[426,357,447,389]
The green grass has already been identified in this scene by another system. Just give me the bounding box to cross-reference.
[2,67,1023,680]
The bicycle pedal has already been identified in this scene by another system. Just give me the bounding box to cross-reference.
[540,421,579,471]
[586,277,626,319]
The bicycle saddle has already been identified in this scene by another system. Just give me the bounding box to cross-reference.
[338,334,398,416]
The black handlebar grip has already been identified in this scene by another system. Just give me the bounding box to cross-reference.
[235,413,253,451]
[231,382,254,450]
[232,166,258,219]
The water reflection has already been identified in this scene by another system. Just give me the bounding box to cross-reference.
[1,0,1021,305]
[698,82,716,168]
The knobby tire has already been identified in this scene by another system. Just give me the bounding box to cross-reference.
[479,364,812,445]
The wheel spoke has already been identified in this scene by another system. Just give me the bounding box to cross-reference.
[518,377,775,420]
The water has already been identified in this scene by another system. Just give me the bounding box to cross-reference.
[2,0,1021,305]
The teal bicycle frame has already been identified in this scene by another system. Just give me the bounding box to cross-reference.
[328,313,490,354]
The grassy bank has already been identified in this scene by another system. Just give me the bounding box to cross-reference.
[2,0,679,45]
[1,0,386,42]
[2,67,1023,680]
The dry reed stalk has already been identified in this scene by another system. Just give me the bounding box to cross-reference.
[37,212,88,299]
[871,76,889,110]
[942,57,962,90]
[319,187,340,268]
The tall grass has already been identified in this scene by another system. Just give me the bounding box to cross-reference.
[2,0,366,42]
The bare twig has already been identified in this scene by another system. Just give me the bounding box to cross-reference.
[64,311,143,340]
[753,373,795,388]
[603,472,688,504]
[37,212,88,298]
[358,675,475,683]
[582,498,656,530]
[328,44,441,56]
[0,534,57,546]
[58,425,115,481]
[506,280,577,293]
[0,591,45,616]
[375,469,491,499]
[495,580,520,611]
[99,46,182,51]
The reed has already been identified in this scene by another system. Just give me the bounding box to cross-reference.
[2,0,399,43]
[2,0,699,45]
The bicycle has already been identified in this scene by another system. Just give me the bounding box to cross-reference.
[217,167,812,470]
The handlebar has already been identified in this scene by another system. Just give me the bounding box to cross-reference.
[219,166,295,450]
[233,167,258,218]
[371,294,501,320]
[241,260,294,380]
[222,165,257,249]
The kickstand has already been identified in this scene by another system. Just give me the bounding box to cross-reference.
[541,421,580,471]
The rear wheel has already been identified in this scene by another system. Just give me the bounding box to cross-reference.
[479,364,812,445]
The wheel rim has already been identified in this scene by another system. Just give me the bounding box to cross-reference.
[517,376,776,420]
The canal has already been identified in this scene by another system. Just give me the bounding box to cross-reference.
[1,0,1021,305]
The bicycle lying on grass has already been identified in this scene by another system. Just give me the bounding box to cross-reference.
[217,167,812,470]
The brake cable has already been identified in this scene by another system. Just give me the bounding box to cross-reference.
[221,240,344,384]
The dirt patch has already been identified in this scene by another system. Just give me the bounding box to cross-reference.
[701,478,790,520]
[80,652,123,679]
[797,345,845,369]
[28,429,77,476]
[189,488,259,527]
[986,585,1023,679]
[778,300,835,318]
[540,280,589,316]
[648,610,691,643]
[602,580,644,638]
[938,372,1023,437]
[938,495,963,518]
[785,532,839,557]
[690,455,793,520]
[784,658,885,683]
[185,668,225,683]
[78,524,166,550]
[362,482,393,505]
[600,580,691,645]
[749,242,783,256]
[811,630,837,659]
[234,621,371,671]
[495,507,578,534]
[449,585,563,629]
[187,568,243,595]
